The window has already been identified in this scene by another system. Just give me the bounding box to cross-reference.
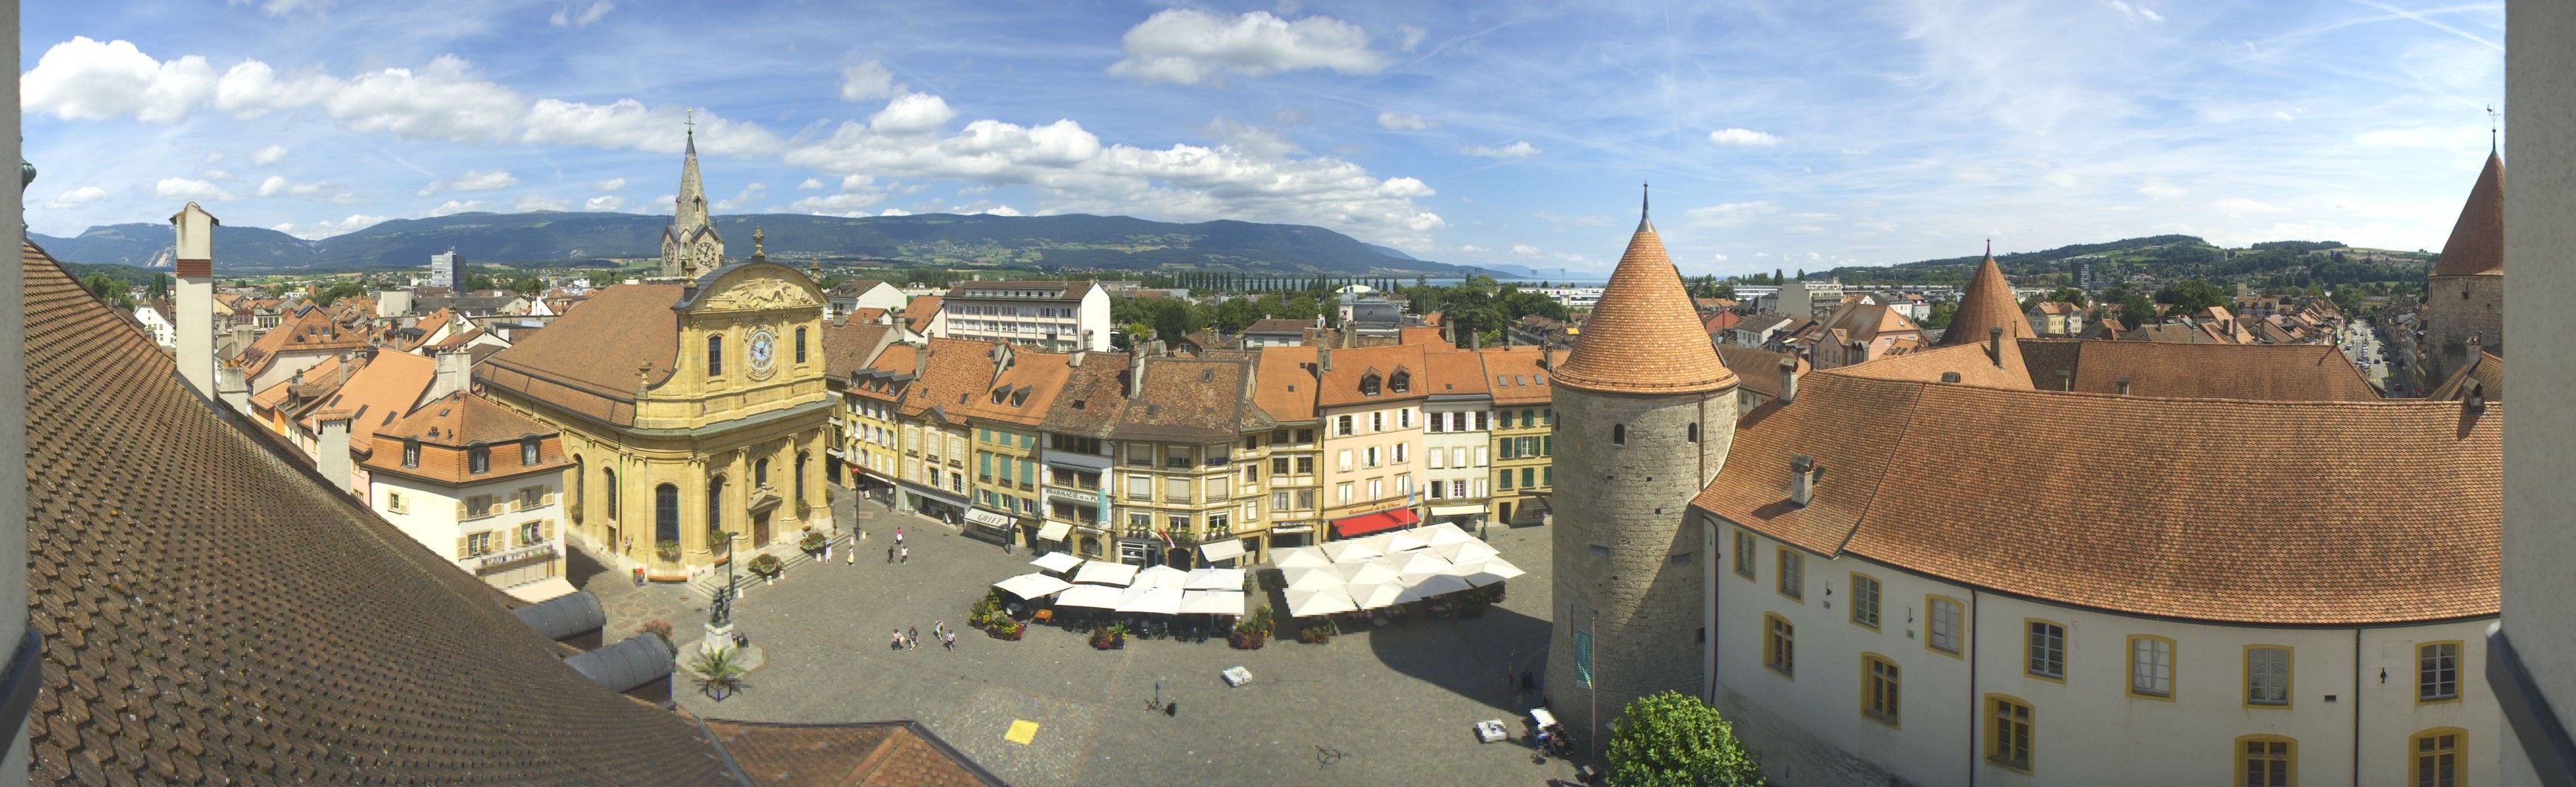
[519,521,542,544]
[1273,491,1290,510]
[2237,736,2294,787]
[1296,457,1314,474]
[386,491,406,513]
[1336,483,1353,505]
[603,469,619,520]
[1688,423,1700,443]
[1521,467,1535,487]
[466,531,495,556]
[1397,408,1412,428]
[1986,695,2033,772]
[1337,415,1354,436]
[1763,613,1795,678]
[522,437,540,467]
[1776,549,1803,600]
[1612,423,1625,445]
[1863,655,1900,727]
[1127,475,1150,500]
[707,334,724,376]
[2128,636,2175,699]
[1499,470,1514,490]
[1429,450,1445,470]
[1732,531,1756,579]
[2411,728,2462,787]
[468,445,490,474]
[1367,479,1382,500]
[1273,457,1290,475]
[402,438,421,468]
[1927,596,1964,656]
[1851,574,1882,629]
[2027,621,2066,680]
[1393,443,1408,463]
[1359,374,1381,397]
[1389,371,1410,393]
[2246,646,2292,707]
[2417,642,2461,702]
[1339,450,1353,472]
[1364,447,1379,467]
[1370,412,1383,431]
[795,326,808,364]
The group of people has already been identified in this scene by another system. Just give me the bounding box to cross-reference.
[884,527,909,564]
[889,619,958,652]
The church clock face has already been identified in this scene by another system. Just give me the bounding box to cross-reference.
[747,328,778,377]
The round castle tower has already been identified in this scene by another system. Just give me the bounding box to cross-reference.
[2424,151,2504,384]
[1543,193,1738,742]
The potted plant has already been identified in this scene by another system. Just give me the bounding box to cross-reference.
[748,553,783,579]
[1092,622,1127,649]
[795,500,814,520]
[654,540,682,562]
[690,648,746,702]
[1230,605,1273,649]
[988,617,1024,640]
[798,530,827,554]
[640,619,677,655]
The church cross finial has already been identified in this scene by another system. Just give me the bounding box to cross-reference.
[2488,105,2499,154]
[1636,181,1653,231]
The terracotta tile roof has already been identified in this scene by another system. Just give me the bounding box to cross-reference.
[2430,151,2505,277]
[1244,318,1313,334]
[251,354,347,411]
[849,307,888,324]
[18,241,741,784]
[2428,350,2503,402]
[478,282,683,427]
[1553,223,1737,395]
[1692,369,2499,625]
[363,392,568,484]
[2015,338,2378,400]
[1715,344,1804,400]
[904,295,943,334]
[1315,344,1430,408]
[1701,310,1741,335]
[900,337,1005,424]
[703,719,1006,787]
[1477,345,1566,406]
[1251,345,1320,422]
[1422,348,1492,397]
[300,349,437,450]
[1938,254,2036,347]
[822,319,895,381]
[234,304,373,376]
[950,344,1074,427]
[1398,325,1450,347]
[1040,357,1133,437]
[1831,338,2030,390]
[1116,356,1265,441]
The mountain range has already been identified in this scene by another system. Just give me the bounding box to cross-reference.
[30,211,1482,277]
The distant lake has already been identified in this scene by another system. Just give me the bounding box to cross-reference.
[1419,276,1609,287]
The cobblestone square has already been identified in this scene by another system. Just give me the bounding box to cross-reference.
[581,489,1582,786]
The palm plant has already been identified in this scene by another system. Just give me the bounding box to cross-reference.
[690,648,746,701]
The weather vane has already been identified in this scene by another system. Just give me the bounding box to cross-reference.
[2488,105,2499,154]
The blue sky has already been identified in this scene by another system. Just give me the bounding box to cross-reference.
[21,0,2503,276]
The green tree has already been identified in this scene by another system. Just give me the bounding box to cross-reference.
[2156,278,2229,314]
[1604,691,1764,787]
[312,281,368,307]
[1920,301,1957,329]
[82,273,136,310]
[148,273,174,300]
[2120,291,2159,329]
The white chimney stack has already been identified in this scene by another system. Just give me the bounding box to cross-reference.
[1777,358,1798,404]
[215,365,250,413]
[425,348,472,405]
[314,410,354,494]
[171,203,220,398]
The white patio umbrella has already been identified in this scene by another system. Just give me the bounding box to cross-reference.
[1071,561,1139,587]
[1382,530,1431,553]
[1320,540,1384,563]
[992,573,1074,600]
[1028,552,1084,574]
[1446,560,1524,587]
[1054,583,1125,609]
[1353,533,1402,555]
[1132,564,1190,590]
[1114,585,1185,616]
[1388,550,1452,576]
[1472,556,1526,580]
[1284,567,1346,592]
[1283,586,1359,617]
[1397,573,1476,604]
[1419,522,1476,547]
[1432,540,1500,564]
[1184,567,1247,591]
[1178,589,1247,616]
[1336,560,1399,586]
[1270,546,1333,569]
[1346,582,1403,610]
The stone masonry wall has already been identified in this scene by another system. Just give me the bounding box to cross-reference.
[1544,384,1736,743]
[2425,274,2504,382]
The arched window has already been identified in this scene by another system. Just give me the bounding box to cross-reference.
[1688,423,1700,443]
[755,458,771,487]
[1612,424,1626,446]
[795,327,808,364]
[706,476,729,534]
[653,483,679,545]
[603,468,619,520]
[707,334,725,376]
[572,456,586,520]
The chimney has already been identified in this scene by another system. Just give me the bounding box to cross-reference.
[427,348,471,403]
[913,344,930,380]
[1788,455,1823,507]
[1317,344,1333,373]
[1985,325,2005,365]
[215,365,251,413]
[1466,330,1481,351]
[338,353,357,388]
[232,324,253,354]
[171,203,221,398]
[315,411,354,493]
[2465,383,2488,417]
[2116,376,2132,396]
[1069,330,1089,367]
[1127,346,1147,399]
[2056,369,2073,391]
[1778,358,1799,404]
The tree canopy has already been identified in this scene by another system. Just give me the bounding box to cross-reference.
[1605,691,1765,787]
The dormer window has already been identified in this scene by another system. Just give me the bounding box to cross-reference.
[402,438,421,468]
[1389,371,1411,394]
[1359,374,1382,397]
[468,444,490,473]
[521,437,540,466]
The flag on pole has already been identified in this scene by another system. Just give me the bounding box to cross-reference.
[1574,630,1594,689]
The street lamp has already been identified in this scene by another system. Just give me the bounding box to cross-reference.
[711,530,738,627]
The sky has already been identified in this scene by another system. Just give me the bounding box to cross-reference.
[20,0,2505,277]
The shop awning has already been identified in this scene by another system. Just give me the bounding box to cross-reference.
[1037,520,1074,543]
[1329,507,1419,540]
[964,508,1016,529]
[1428,503,1486,518]
[1199,538,1246,563]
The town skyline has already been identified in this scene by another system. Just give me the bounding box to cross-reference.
[22,0,2504,276]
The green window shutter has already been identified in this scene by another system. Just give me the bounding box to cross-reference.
[1522,467,1535,487]
[1544,467,1553,486]
[1020,460,1034,482]
[980,453,991,476]
[1542,437,1552,456]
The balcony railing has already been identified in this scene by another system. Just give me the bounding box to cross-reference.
[458,493,557,521]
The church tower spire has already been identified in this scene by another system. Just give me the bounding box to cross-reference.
[660,108,724,279]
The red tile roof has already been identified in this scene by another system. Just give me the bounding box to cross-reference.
[1553,222,1736,395]
[478,282,684,427]
[2017,338,2380,400]
[1478,345,1565,406]
[1939,254,2035,347]
[1251,345,1320,422]
[2431,151,2505,277]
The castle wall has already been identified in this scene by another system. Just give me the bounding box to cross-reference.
[2425,273,2504,382]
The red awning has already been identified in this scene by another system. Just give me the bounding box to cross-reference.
[1330,507,1422,540]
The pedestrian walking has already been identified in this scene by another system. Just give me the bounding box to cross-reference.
[907,626,920,650]
[887,546,895,563]
[900,546,909,563]
[846,541,856,566]
[891,629,903,650]
[943,631,955,651]
[895,528,904,546]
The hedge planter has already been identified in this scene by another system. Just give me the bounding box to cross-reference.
[798,531,827,554]
[988,620,1024,640]
[747,553,784,579]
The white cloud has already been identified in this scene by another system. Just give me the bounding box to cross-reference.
[798,178,825,190]
[870,93,958,134]
[256,175,333,197]
[1680,200,1779,227]
[841,174,876,192]
[549,1,613,28]
[2136,180,2186,198]
[273,214,388,240]
[421,200,487,217]
[1711,253,1729,262]
[974,204,1024,217]
[250,144,290,165]
[155,178,234,201]
[715,183,768,211]
[38,186,111,209]
[878,208,914,217]
[1461,141,1539,158]
[514,195,571,211]
[449,169,520,191]
[585,194,627,211]
[213,55,526,142]
[22,37,217,122]
[521,98,783,154]
[789,192,886,217]
[1707,128,1781,146]
[2215,198,2288,216]
[596,178,626,191]
[1107,9,1391,85]
[236,0,337,17]
[1376,111,1436,131]
[2104,1,2163,23]
[1511,244,1541,256]
[839,60,905,102]
[1456,244,1485,254]
[1396,24,1427,51]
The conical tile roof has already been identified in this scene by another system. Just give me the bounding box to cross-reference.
[1937,251,2035,347]
[2431,152,2504,277]
[1554,217,1736,395]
